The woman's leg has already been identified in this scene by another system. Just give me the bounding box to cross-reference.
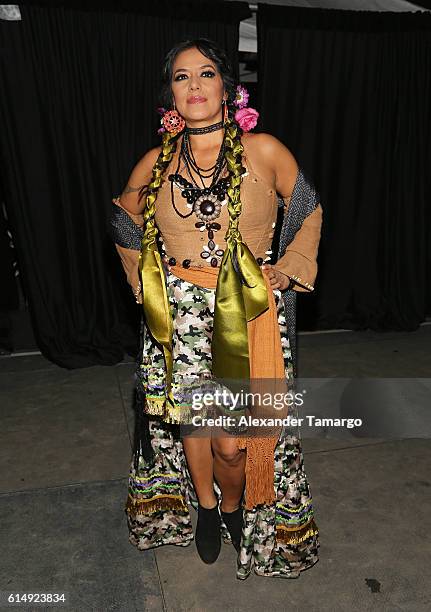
[182,433,217,508]
[212,437,246,512]
[182,434,246,511]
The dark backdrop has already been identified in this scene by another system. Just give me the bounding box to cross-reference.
[258,5,431,331]
[1,3,430,367]
[0,1,250,367]
[0,178,18,312]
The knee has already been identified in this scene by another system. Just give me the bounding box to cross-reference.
[213,442,243,466]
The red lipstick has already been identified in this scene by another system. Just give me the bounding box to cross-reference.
[187,96,207,104]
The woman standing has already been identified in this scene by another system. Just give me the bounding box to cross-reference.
[111,38,322,580]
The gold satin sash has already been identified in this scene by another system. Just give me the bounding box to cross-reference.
[139,228,174,401]
[140,236,269,398]
[211,240,269,381]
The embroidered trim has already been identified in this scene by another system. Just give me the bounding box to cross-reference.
[140,388,219,424]
[276,518,319,545]
[125,493,188,515]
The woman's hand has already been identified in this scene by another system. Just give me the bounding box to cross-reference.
[261,264,290,291]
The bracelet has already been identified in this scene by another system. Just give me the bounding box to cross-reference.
[288,274,314,291]
[287,276,297,291]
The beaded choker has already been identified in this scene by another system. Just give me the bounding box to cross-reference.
[185,121,224,135]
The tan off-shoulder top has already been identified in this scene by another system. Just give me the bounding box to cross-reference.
[154,135,279,267]
[112,136,323,301]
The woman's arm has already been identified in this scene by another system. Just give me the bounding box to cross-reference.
[110,146,161,302]
[273,203,323,292]
[118,145,161,215]
[252,134,322,292]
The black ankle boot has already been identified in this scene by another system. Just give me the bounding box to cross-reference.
[221,506,243,552]
[195,500,221,564]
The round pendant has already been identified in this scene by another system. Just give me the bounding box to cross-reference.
[193,194,222,222]
[200,200,215,215]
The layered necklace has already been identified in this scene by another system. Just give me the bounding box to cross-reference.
[168,122,229,268]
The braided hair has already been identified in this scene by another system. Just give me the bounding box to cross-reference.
[139,38,246,243]
[138,130,180,241]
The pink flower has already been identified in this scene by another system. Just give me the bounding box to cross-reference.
[234,85,249,109]
[235,107,259,132]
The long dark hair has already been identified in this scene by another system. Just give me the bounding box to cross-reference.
[139,39,245,236]
[159,38,237,119]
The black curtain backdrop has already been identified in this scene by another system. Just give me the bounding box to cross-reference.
[0,179,19,312]
[0,1,250,368]
[258,5,431,332]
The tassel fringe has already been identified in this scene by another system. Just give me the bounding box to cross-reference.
[144,397,166,416]
[244,467,276,510]
[144,398,215,425]
[242,445,276,510]
[125,493,189,515]
[276,518,319,545]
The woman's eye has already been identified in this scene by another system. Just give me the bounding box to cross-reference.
[174,70,215,82]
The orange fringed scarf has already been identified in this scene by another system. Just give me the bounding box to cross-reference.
[170,264,287,510]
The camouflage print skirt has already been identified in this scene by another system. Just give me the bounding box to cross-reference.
[125,270,320,579]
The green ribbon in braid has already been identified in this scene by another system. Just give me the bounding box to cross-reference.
[211,120,269,379]
[138,133,177,402]
[139,117,269,403]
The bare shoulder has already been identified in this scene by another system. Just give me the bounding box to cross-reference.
[241,132,299,198]
[242,132,292,159]
[119,145,162,215]
[242,131,279,151]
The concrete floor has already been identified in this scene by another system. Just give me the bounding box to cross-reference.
[1,326,430,611]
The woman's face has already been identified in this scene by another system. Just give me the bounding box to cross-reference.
[171,47,226,127]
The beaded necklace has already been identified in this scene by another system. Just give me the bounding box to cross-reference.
[167,127,229,267]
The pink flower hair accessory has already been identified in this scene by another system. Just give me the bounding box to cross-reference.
[235,107,259,132]
[233,84,249,109]
[232,84,259,131]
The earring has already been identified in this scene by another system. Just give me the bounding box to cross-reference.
[162,108,185,135]
[222,99,228,124]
